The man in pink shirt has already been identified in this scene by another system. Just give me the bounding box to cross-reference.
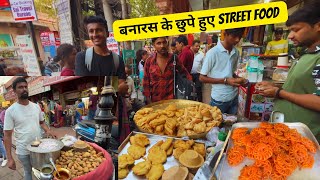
[176,35,194,73]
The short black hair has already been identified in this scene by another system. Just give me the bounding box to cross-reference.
[212,34,219,44]
[192,40,200,45]
[12,77,27,90]
[171,41,176,47]
[286,2,320,27]
[78,99,82,102]
[225,28,245,38]
[84,16,108,31]
[274,28,284,35]
[151,36,168,43]
[176,35,188,46]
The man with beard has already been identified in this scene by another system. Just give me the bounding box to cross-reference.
[75,16,128,95]
[256,3,320,142]
[143,37,192,104]
[3,77,56,180]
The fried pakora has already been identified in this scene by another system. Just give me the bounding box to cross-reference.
[118,154,135,168]
[193,143,206,157]
[166,145,174,156]
[160,138,173,151]
[128,145,146,160]
[132,160,152,176]
[130,134,150,147]
[118,167,129,179]
[146,164,164,180]
[148,146,167,164]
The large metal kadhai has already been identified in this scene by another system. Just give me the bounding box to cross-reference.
[27,138,64,170]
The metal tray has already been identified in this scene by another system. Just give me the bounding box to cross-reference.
[134,99,219,139]
[218,122,320,180]
[118,131,207,180]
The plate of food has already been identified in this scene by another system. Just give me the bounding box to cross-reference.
[133,99,223,139]
[218,122,320,180]
[118,132,206,180]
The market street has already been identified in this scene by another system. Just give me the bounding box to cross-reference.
[0,127,75,180]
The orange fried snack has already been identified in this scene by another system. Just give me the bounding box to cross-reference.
[230,123,317,179]
[300,137,317,153]
[252,143,273,161]
[274,153,297,176]
[231,128,249,140]
[260,122,274,129]
[239,165,262,180]
[227,146,246,166]
[254,160,272,178]
[274,123,290,133]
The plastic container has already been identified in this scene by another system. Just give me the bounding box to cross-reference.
[247,67,258,82]
[248,56,259,68]
[272,66,289,82]
[277,53,289,66]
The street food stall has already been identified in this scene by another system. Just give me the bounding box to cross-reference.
[118,99,320,180]
[27,137,114,180]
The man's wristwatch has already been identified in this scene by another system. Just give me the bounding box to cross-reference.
[275,87,283,99]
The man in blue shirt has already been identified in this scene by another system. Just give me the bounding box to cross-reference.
[200,28,247,114]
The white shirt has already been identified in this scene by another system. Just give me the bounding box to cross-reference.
[4,101,43,155]
[200,41,240,102]
[191,52,205,74]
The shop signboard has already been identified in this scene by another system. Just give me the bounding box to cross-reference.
[107,32,119,55]
[123,50,135,65]
[43,76,81,86]
[55,0,73,45]
[9,0,38,22]
[64,91,80,100]
[15,35,42,76]
[27,76,51,96]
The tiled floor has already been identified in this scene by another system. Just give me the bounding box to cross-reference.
[0,127,75,180]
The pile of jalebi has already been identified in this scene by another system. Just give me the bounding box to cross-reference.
[227,122,317,180]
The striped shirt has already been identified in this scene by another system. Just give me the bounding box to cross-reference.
[265,39,288,55]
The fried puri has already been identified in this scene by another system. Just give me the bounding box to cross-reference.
[130,134,150,147]
[128,145,146,160]
[148,146,167,164]
[132,160,152,176]
[118,154,135,168]
[146,164,164,180]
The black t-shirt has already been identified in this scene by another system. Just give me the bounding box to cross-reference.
[75,50,126,79]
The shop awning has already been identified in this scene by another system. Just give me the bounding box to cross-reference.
[43,76,82,86]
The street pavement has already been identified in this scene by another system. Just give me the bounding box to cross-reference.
[0,127,76,180]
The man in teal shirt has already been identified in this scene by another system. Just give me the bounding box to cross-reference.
[256,3,320,141]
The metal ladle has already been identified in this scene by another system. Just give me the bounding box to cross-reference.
[49,157,60,178]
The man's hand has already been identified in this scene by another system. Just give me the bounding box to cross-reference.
[118,82,129,96]
[8,158,16,170]
[258,86,279,98]
[227,78,247,87]
[46,130,57,139]
[255,81,275,89]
